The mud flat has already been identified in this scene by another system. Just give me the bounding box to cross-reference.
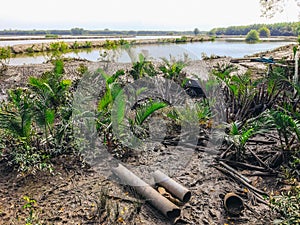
[0,43,296,224]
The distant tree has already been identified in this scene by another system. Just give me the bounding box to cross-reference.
[260,0,300,18]
[245,30,260,42]
[209,22,300,37]
[194,28,200,36]
[71,27,85,35]
[127,30,137,35]
[258,26,271,37]
[208,28,217,36]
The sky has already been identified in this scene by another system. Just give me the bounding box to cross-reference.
[0,0,299,31]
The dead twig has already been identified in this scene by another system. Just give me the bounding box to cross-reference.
[247,139,277,145]
[214,165,269,201]
[219,159,267,172]
[219,161,252,184]
[220,144,233,159]
[247,147,277,174]
[106,194,144,204]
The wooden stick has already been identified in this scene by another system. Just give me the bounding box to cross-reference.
[215,165,269,206]
[247,139,277,145]
[219,161,252,184]
[219,159,267,172]
[214,165,268,197]
[247,147,277,174]
[220,144,233,159]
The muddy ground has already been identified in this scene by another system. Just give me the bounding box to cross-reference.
[0,44,296,225]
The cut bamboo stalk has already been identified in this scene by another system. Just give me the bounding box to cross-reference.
[153,170,191,203]
[112,164,181,221]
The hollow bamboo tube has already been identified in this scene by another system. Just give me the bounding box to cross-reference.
[112,164,181,220]
[153,170,191,203]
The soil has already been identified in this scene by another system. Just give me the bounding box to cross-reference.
[0,44,296,225]
[0,147,277,225]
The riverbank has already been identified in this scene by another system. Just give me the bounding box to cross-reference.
[2,36,215,55]
[1,42,297,99]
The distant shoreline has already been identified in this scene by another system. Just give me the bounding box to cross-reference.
[0,35,135,41]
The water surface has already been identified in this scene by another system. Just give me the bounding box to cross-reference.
[7,40,294,65]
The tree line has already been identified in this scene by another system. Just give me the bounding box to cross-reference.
[209,22,300,36]
[2,22,299,37]
[0,28,193,36]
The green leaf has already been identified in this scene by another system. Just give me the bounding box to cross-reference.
[107,70,125,84]
[98,86,112,111]
[135,101,167,125]
[230,122,239,135]
[61,79,72,86]
[54,60,64,75]
[240,128,254,146]
[114,90,125,124]
[45,109,55,125]
[110,83,123,100]
[138,53,145,63]
[136,87,147,97]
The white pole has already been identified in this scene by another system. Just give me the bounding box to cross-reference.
[294,50,299,85]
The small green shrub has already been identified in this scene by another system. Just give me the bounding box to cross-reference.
[72,41,81,49]
[129,54,157,80]
[258,26,271,38]
[103,40,117,49]
[0,46,11,72]
[159,56,186,83]
[50,41,69,52]
[0,60,74,174]
[261,110,300,149]
[83,41,92,48]
[118,39,129,46]
[48,42,69,60]
[22,196,41,225]
[245,30,260,43]
[175,36,188,43]
[77,63,88,75]
[270,186,300,225]
[45,34,59,39]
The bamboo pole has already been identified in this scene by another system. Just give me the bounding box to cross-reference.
[153,170,191,203]
[112,164,181,221]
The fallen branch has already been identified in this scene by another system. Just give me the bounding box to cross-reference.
[247,139,277,145]
[214,165,269,198]
[219,161,252,184]
[216,165,269,206]
[243,171,277,176]
[247,147,277,174]
[106,194,144,204]
[220,159,268,172]
[220,144,233,159]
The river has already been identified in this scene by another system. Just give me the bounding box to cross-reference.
[5,39,295,66]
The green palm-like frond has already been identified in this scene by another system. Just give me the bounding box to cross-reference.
[135,100,167,125]
[0,89,32,140]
